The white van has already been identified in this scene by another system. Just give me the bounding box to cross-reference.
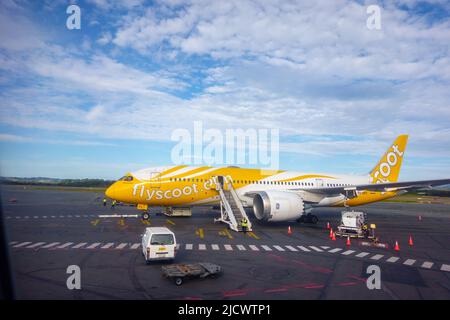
[141,227,177,263]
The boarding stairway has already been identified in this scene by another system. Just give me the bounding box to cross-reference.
[213,176,253,232]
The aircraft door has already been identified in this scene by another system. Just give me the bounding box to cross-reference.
[149,172,161,188]
[315,178,324,187]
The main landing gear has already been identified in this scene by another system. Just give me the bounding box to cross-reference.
[297,214,319,224]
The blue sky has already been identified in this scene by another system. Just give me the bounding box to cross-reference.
[1,0,450,180]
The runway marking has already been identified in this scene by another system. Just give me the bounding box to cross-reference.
[24,216,29,219]
[297,246,310,252]
[101,243,115,249]
[141,220,151,225]
[320,246,330,250]
[199,244,206,250]
[34,216,38,219]
[261,245,272,251]
[440,264,450,272]
[72,243,87,249]
[57,242,73,249]
[219,228,233,240]
[195,228,204,239]
[247,232,260,240]
[115,243,128,250]
[86,243,101,249]
[118,218,125,227]
[328,248,342,253]
[166,219,175,225]
[386,256,400,263]
[91,219,100,226]
[9,241,18,246]
[99,214,139,218]
[43,216,47,218]
[341,250,355,256]
[285,245,298,252]
[13,242,32,248]
[130,243,140,250]
[83,215,88,218]
[355,252,370,258]
[309,246,323,252]
[237,245,246,251]
[403,259,416,266]
[176,244,180,250]
[59,215,65,218]
[67,215,73,218]
[27,242,46,248]
[421,261,433,269]
[249,245,259,251]
[273,245,285,251]
[51,216,56,218]
[211,244,220,250]
[75,215,81,218]
[185,244,193,250]
[41,242,60,249]
[15,216,21,219]
[370,254,384,261]
[224,244,233,251]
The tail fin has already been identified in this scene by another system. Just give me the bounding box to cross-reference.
[369,135,408,183]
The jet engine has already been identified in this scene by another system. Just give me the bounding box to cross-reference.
[252,191,305,222]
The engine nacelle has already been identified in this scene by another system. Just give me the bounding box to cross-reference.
[252,191,305,222]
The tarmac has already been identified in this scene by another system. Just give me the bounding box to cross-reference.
[2,185,450,300]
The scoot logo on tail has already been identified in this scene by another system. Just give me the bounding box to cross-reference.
[370,135,408,184]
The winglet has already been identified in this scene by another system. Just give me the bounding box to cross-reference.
[370,135,409,183]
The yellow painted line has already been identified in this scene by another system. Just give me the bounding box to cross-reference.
[218,228,233,240]
[247,232,260,240]
[141,219,151,225]
[166,219,176,226]
[118,218,125,226]
[91,219,100,226]
[195,228,204,239]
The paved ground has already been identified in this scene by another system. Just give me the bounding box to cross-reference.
[2,185,450,300]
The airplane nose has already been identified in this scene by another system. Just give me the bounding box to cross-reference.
[105,184,115,199]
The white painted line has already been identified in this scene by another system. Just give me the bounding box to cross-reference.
[224,244,233,251]
[403,259,416,266]
[57,242,73,249]
[101,242,115,249]
[440,264,450,272]
[72,243,87,249]
[211,244,219,251]
[34,216,38,219]
[285,245,298,252]
[98,214,139,218]
[115,243,127,250]
[13,242,32,248]
[261,245,272,251]
[237,245,246,251]
[309,246,323,252]
[130,243,140,250]
[328,248,342,253]
[249,245,259,251]
[185,244,193,250]
[199,244,206,250]
[67,215,72,218]
[51,216,56,218]
[273,245,285,251]
[297,246,311,252]
[9,241,18,246]
[421,261,433,269]
[43,216,47,218]
[24,216,29,219]
[26,242,46,249]
[15,216,21,219]
[386,256,400,263]
[356,252,370,258]
[41,242,60,249]
[321,246,330,250]
[370,254,384,261]
[341,250,355,256]
[86,243,101,249]
[59,215,65,218]
[75,215,80,218]
[176,244,180,250]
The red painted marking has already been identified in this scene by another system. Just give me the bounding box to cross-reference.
[348,275,366,283]
[337,282,358,286]
[264,288,288,293]
[223,292,248,297]
[292,260,333,274]
[303,284,325,289]
[182,296,203,300]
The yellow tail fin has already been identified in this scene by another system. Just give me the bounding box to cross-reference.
[370,135,408,183]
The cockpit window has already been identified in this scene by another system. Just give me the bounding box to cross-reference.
[120,175,134,181]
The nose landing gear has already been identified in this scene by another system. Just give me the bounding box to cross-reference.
[141,211,150,220]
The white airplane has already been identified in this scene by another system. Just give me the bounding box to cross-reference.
[106,135,450,224]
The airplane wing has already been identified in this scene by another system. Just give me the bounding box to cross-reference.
[302,178,450,195]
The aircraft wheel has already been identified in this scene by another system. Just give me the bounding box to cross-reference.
[142,212,150,220]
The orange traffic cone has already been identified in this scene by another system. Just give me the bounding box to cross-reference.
[346,236,351,246]
[288,226,292,235]
[329,228,333,239]
[327,222,330,230]
[408,235,414,246]
[331,232,336,241]
[394,241,400,251]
